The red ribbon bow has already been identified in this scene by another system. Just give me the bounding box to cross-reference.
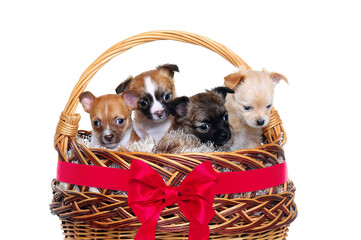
[56,159,288,239]
[128,160,218,240]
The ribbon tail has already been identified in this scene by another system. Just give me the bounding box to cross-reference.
[188,221,210,240]
[134,207,163,240]
[134,220,157,240]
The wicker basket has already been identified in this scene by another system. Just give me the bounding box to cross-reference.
[51,30,297,240]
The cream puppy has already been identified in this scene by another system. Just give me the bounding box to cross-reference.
[224,67,288,150]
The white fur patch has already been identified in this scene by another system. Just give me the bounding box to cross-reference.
[133,117,172,140]
[120,127,132,146]
[147,118,172,140]
[105,103,108,123]
[103,103,110,136]
[144,76,164,114]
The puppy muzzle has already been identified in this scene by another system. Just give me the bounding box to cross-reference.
[101,131,120,148]
[151,110,170,121]
[247,118,269,128]
[212,129,231,147]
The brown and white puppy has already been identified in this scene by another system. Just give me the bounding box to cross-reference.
[115,64,178,140]
[79,91,140,149]
[224,67,288,150]
[167,87,234,148]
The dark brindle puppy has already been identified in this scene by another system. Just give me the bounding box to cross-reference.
[167,87,234,147]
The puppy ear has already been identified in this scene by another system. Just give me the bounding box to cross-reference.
[156,64,179,78]
[270,72,289,84]
[123,90,140,110]
[115,76,133,94]
[79,91,95,113]
[211,87,235,100]
[167,96,190,117]
[224,72,245,89]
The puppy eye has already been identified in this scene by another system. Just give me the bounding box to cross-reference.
[244,106,252,111]
[116,118,125,125]
[266,104,272,109]
[223,114,228,122]
[139,99,148,108]
[199,123,210,132]
[93,120,101,127]
[163,93,171,102]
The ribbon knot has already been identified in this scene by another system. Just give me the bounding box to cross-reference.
[165,186,179,206]
[128,160,218,240]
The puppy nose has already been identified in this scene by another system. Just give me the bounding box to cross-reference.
[155,110,163,118]
[219,131,228,139]
[257,119,265,126]
[104,134,114,142]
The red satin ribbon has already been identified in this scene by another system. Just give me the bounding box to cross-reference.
[128,160,217,240]
[57,160,288,240]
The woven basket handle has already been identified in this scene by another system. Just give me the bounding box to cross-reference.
[66,30,249,115]
[54,30,285,155]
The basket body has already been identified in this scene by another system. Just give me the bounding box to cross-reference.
[60,220,290,239]
[51,137,297,239]
[51,31,297,240]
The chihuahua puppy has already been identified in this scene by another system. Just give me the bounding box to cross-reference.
[79,91,140,149]
[224,67,288,150]
[115,64,179,140]
[167,87,234,148]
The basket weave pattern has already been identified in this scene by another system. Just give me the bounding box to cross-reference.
[60,221,289,239]
[51,30,297,239]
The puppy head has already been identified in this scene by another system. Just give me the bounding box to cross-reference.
[115,64,178,122]
[224,68,288,128]
[168,87,234,147]
[79,91,139,148]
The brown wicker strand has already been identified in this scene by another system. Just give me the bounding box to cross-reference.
[263,108,287,146]
[54,112,81,154]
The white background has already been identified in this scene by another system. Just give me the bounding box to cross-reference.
[1,0,360,239]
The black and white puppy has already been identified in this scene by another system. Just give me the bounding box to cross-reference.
[116,64,179,140]
[167,87,234,147]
